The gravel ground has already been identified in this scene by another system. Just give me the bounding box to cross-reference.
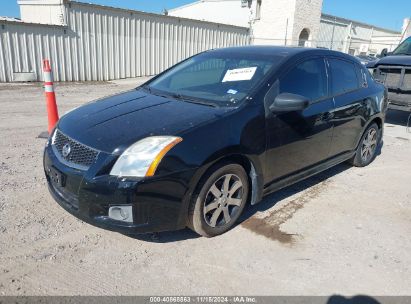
[0,79,410,296]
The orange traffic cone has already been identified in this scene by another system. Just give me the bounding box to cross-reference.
[43,59,59,134]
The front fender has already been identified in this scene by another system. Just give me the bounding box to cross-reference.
[158,103,267,227]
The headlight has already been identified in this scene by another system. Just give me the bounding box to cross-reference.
[110,136,183,177]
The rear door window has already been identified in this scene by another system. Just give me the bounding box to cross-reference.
[329,58,360,96]
[279,58,328,102]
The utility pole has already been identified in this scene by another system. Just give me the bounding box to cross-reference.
[248,0,255,45]
[284,18,289,46]
[400,18,411,42]
[330,16,337,50]
[345,22,353,53]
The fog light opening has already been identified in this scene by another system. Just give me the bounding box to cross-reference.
[108,206,133,223]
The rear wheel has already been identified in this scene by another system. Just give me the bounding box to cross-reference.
[349,123,381,167]
[188,163,249,237]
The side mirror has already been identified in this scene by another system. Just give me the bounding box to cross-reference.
[269,93,310,112]
[380,48,388,57]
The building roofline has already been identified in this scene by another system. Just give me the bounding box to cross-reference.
[0,18,67,28]
[321,13,401,35]
[168,0,243,13]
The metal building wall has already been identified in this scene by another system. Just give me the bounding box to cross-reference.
[317,17,349,51]
[317,14,401,55]
[0,1,250,82]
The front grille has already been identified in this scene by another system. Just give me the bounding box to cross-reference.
[376,66,411,91]
[52,129,99,170]
[379,68,402,88]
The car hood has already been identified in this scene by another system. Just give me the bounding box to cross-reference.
[367,55,411,68]
[58,89,231,154]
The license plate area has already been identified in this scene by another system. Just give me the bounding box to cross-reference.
[47,166,66,187]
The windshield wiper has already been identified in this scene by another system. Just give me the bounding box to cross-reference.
[170,93,218,108]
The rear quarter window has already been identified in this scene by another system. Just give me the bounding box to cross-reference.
[355,64,369,88]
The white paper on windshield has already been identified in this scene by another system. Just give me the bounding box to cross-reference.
[222,67,257,82]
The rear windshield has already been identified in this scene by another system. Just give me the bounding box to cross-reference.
[145,51,283,107]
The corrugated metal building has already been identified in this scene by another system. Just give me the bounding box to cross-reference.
[0,1,250,82]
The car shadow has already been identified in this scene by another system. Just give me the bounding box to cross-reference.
[385,109,411,127]
[122,227,200,243]
[376,139,384,157]
[239,162,352,222]
[327,295,381,304]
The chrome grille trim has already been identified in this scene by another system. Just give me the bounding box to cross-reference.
[375,65,411,91]
[51,129,99,171]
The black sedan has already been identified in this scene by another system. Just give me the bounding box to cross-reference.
[44,46,387,237]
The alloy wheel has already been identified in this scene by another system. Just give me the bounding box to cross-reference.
[203,174,244,228]
[361,127,378,163]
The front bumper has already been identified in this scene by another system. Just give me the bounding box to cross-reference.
[44,142,196,234]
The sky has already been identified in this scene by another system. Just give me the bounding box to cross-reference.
[0,0,410,32]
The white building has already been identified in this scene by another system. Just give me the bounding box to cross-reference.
[166,0,258,28]
[169,0,405,55]
[18,0,67,26]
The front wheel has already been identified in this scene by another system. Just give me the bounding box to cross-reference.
[188,163,249,237]
[349,123,381,167]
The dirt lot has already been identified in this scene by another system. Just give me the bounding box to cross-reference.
[0,79,410,296]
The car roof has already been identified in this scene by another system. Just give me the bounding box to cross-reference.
[208,45,359,63]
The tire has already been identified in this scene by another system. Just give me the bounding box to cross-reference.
[349,123,381,167]
[188,163,249,237]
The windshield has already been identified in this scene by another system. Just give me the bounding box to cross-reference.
[393,37,411,55]
[145,51,281,107]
